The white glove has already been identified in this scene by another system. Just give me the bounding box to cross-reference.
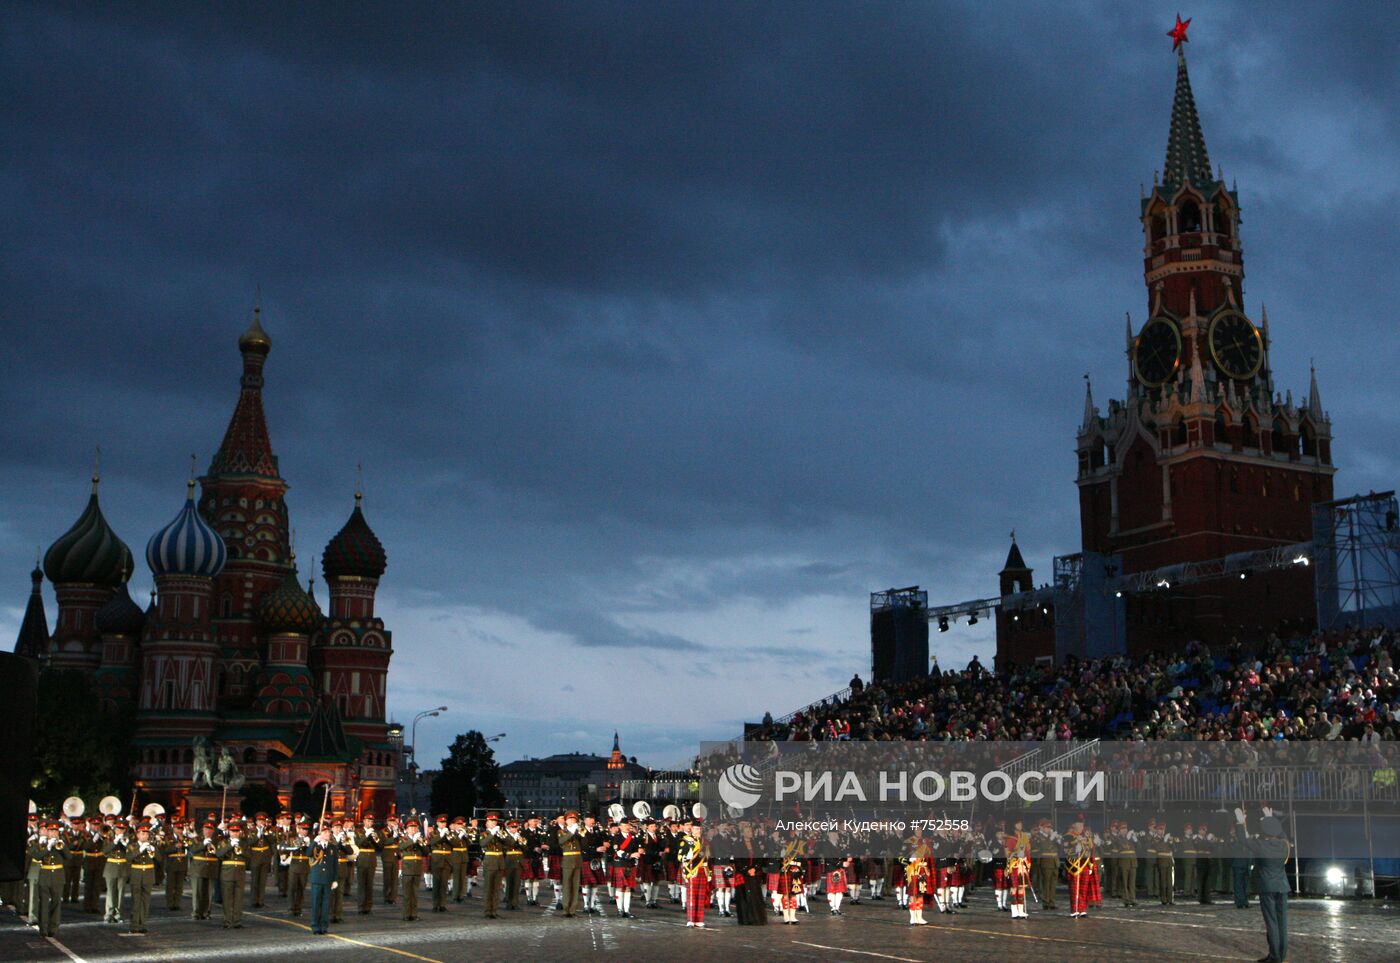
[1261,806,1273,818]
[331,881,338,890]
[1233,808,1247,825]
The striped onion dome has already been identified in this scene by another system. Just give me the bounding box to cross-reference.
[258,562,323,634]
[44,476,134,587]
[96,583,147,637]
[146,480,228,579]
[322,492,387,580]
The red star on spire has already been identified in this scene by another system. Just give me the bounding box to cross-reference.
[1168,14,1191,52]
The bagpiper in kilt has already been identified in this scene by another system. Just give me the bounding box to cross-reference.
[1063,819,1101,918]
[678,819,710,928]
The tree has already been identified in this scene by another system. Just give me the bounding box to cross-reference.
[30,669,134,809]
[430,730,504,818]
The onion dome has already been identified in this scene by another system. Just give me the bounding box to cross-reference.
[146,480,228,579]
[44,476,134,586]
[322,492,387,580]
[96,583,146,637]
[259,561,323,634]
[239,306,272,354]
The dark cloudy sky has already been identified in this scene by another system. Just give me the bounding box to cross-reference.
[3,3,1398,768]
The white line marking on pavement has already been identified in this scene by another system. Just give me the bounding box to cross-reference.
[791,941,924,962]
[46,936,88,963]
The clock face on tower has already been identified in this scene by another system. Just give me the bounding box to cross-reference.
[1133,317,1182,387]
[1207,310,1263,380]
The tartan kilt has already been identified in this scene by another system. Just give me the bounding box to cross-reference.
[582,861,608,887]
[638,860,659,884]
[685,875,711,923]
[547,858,562,881]
[766,871,782,891]
[664,861,679,883]
[845,860,862,883]
[804,859,821,884]
[1069,865,1102,905]
[934,867,949,890]
[521,858,542,880]
[826,869,847,893]
[709,863,732,889]
[467,858,480,876]
[609,864,637,889]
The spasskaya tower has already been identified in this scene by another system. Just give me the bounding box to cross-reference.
[1074,20,1335,651]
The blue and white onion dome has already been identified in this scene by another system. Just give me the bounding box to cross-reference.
[146,480,228,579]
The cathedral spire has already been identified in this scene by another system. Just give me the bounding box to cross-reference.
[1163,36,1213,190]
[1081,374,1096,431]
[14,563,49,659]
[1308,362,1323,415]
[209,307,280,479]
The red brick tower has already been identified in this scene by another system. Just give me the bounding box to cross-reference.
[200,308,293,706]
[1075,41,1335,651]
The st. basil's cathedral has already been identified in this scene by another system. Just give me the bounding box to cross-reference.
[12,311,398,818]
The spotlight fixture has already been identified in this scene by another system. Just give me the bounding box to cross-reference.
[968,611,979,625]
[1293,555,1310,567]
[937,616,950,632]
[1114,590,1123,598]
[1156,579,1171,589]
[1239,569,1252,580]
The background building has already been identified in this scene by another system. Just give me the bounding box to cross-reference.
[19,311,400,818]
[499,734,648,814]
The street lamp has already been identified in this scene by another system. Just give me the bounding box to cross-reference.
[486,733,506,743]
[409,706,448,814]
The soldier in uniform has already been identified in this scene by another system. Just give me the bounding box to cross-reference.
[127,822,159,935]
[191,821,221,920]
[30,821,68,937]
[248,813,274,908]
[504,819,528,912]
[1063,818,1100,918]
[557,811,584,917]
[283,821,313,916]
[329,818,355,923]
[1030,819,1060,910]
[355,814,381,913]
[101,820,133,923]
[581,814,609,915]
[161,819,190,911]
[22,814,41,923]
[274,812,293,898]
[1196,823,1218,904]
[75,818,99,912]
[379,815,401,905]
[1140,819,1159,899]
[1179,823,1198,901]
[480,814,506,919]
[398,820,428,921]
[1113,820,1139,907]
[427,815,452,912]
[608,817,641,918]
[446,817,469,902]
[217,821,248,928]
[307,825,339,935]
[1155,823,1177,905]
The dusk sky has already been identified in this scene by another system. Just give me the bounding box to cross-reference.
[3,3,1398,769]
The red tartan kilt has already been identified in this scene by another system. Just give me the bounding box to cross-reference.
[826,870,847,892]
[844,861,861,882]
[934,867,948,889]
[709,864,732,889]
[1071,866,1102,905]
[467,858,480,875]
[520,859,540,880]
[685,875,711,923]
[581,862,607,887]
[609,864,637,889]
[638,861,658,884]
[993,867,1006,888]
[949,865,963,887]
[547,859,562,881]
[766,872,782,891]
[804,860,820,884]
[664,862,679,883]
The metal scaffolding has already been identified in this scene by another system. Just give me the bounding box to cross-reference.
[1313,491,1400,631]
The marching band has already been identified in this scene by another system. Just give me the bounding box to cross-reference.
[12,803,1254,940]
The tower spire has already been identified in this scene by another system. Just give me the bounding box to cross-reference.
[1081,373,1096,431]
[1308,361,1323,414]
[1162,23,1213,190]
[210,307,280,479]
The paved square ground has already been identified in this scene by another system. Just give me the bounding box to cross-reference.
[4,883,1398,962]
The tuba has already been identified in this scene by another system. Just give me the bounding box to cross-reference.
[662,804,681,821]
[62,796,85,819]
[99,795,123,816]
[631,801,652,821]
[607,803,626,823]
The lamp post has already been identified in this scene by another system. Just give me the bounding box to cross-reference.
[409,706,448,814]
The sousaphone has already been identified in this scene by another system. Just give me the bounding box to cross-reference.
[62,796,85,818]
[142,803,167,818]
[98,795,123,816]
[662,804,682,821]
[607,802,626,823]
[632,800,652,820]
[691,802,708,820]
